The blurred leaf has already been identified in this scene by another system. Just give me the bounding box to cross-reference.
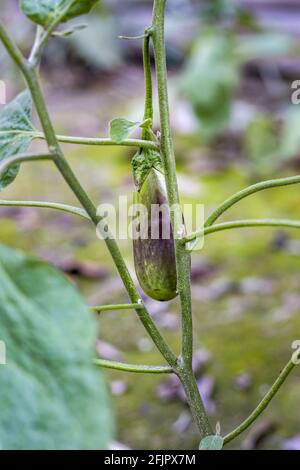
[0,91,34,190]
[0,244,114,449]
[68,14,122,71]
[180,32,238,139]
[279,108,300,161]
[202,0,237,23]
[245,115,279,166]
[21,0,99,27]
[237,33,295,62]
[199,435,224,450]
[109,118,140,143]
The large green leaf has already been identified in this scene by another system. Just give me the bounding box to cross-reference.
[20,0,100,27]
[0,244,113,450]
[0,91,34,190]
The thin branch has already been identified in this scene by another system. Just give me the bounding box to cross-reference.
[28,25,44,67]
[205,174,300,228]
[0,200,89,220]
[0,153,54,177]
[30,0,78,67]
[184,219,300,243]
[224,359,297,446]
[0,22,27,75]
[94,359,174,374]
[40,133,159,151]
[90,303,143,313]
[28,68,178,369]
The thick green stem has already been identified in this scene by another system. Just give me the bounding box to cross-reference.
[224,359,297,445]
[151,0,212,438]
[0,199,89,220]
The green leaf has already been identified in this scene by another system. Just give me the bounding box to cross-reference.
[0,91,34,190]
[20,0,99,27]
[0,244,114,450]
[199,435,224,450]
[109,118,140,144]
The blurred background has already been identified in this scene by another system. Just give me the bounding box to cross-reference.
[1,0,300,450]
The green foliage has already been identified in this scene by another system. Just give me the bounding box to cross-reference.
[0,91,34,190]
[199,435,224,450]
[180,31,238,139]
[20,0,99,27]
[0,244,113,450]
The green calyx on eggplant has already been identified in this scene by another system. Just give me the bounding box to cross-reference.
[132,149,178,301]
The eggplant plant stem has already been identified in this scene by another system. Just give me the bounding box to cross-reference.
[224,359,297,445]
[151,0,212,438]
[94,359,174,375]
[0,21,178,370]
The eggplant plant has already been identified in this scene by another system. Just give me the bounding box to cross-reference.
[0,0,300,450]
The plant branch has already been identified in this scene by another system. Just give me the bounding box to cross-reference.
[184,219,300,243]
[205,174,300,228]
[90,303,143,313]
[151,0,212,438]
[0,199,89,220]
[37,133,159,150]
[224,359,297,446]
[94,359,174,374]
[0,153,54,177]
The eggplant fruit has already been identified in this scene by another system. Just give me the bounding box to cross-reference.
[132,157,178,301]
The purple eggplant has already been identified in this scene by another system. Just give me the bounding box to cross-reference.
[132,150,177,301]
